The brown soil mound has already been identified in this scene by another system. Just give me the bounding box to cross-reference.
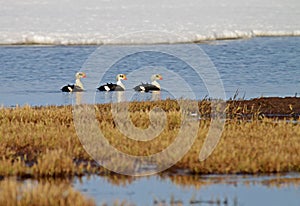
[229,97,300,118]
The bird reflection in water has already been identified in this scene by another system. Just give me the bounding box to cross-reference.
[103,91,126,103]
[75,92,82,105]
[151,91,161,101]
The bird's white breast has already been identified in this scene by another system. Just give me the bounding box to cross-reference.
[104,85,110,91]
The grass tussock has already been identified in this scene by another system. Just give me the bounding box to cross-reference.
[32,149,77,178]
[0,178,95,206]
[0,99,300,177]
[177,118,300,174]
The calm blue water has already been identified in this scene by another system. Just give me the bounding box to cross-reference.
[73,174,300,206]
[0,37,299,106]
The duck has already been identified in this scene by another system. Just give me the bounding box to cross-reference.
[134,74,163,92]
[98,74,127,91]
[61,72,86,92]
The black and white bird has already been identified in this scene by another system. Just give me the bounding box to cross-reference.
[98,74,127,91]
[61,72,86,92]
[134,74,163,92]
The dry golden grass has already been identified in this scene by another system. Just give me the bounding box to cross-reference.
[32,149,78,178]
[183,118,300,174]
[0,99,300,177]
[0,178,95,206]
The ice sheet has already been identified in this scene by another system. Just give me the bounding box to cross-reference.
[0,0,299,44]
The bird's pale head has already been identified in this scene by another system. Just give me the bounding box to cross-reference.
[116,74,127,81]
[151,74,163,81]
[76,72,87,79]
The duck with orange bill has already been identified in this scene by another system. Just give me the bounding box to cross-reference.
[61,72,86,92]
[98,74,127,91]
[134,74,163,92]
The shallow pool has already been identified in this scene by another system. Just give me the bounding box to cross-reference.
[73,173,300,206]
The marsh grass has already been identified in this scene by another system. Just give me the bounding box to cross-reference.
[0,99,300,178]
[177,118,300,174]
[0,178,95,206]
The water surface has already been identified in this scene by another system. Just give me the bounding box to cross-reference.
[1,37,299,106]
[73,173,300,206]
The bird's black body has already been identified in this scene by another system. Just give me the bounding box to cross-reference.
[134,83,160,92]
[97,74,127,92]
[61,84,84,92]
[98,83,125,91]
[134,74,162,93]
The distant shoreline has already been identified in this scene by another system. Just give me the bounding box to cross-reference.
[0,35,299,46]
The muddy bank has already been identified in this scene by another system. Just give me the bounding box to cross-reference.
[227,97,300,118]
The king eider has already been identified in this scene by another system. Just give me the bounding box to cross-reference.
[98,74,127,91]
[61,72,86,92]
[134,74,163,92]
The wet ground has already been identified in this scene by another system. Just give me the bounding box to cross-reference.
[228,97,300,118]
